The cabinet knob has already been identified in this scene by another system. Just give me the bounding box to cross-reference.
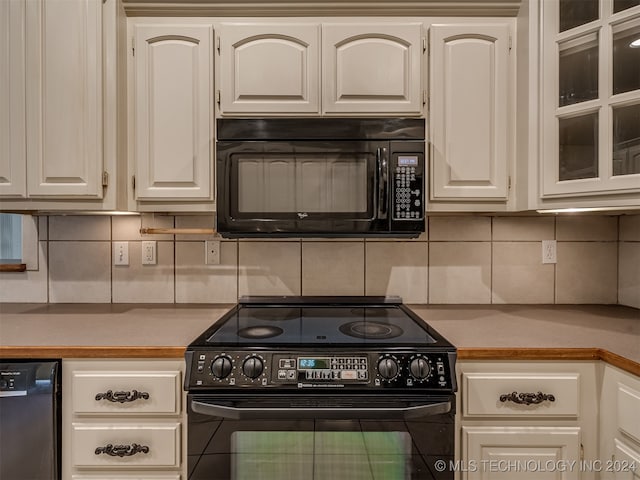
[94,443,150,457]
[499,391,555,405]
[95,389,150,403]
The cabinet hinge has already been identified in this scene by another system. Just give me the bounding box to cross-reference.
[423,91,427,107]
[508,35,513,52]
[216,90,221,105]
[132,36,135,56]
[102,171,109,188]
[422,36,427,53]
[132,175,136,191]
[216,36,220,54]
[580,444,584,462]
[508,176,512,190]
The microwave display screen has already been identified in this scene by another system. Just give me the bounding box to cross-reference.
[398,156,418,166]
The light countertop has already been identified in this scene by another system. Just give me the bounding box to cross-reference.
[0,303,638,374]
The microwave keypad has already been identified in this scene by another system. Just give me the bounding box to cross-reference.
[394,165,422,220]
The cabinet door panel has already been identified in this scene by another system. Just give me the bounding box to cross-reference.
[218,23,320,114]
[0,0,26,197]
[25,0,102,197]
[323,23,422,114]
[462,426,581,480]
[430,24,510,200]
[134,25,213,200]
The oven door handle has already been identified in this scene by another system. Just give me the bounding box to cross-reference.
[190,399,451,420]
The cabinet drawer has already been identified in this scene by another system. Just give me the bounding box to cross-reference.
[72,422,181,468]
[613,439,640,479]
[618,382,640,443]
[462,372,580,417]
[72,371,181,414]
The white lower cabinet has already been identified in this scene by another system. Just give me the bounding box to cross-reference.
[457,361,599,480]
[600,365,640,480]
[63,359,186,480]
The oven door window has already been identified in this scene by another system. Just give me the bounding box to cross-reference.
[227,142,381,220]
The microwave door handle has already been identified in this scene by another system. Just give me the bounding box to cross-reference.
[377,147,388,219]
[190,399,451,421]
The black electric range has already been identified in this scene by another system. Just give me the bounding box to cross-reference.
[184,296,456,395]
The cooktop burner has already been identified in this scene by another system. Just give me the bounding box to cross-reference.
[237,325,284,339]
[338,320,403,339]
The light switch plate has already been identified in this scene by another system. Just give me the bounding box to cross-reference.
[113,241,129,266]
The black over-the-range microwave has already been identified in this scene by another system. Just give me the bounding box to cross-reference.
[216,118,425,238]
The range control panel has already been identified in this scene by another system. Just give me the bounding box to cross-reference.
[186,350,455,392]
[392,154,424,221]
[0,368,27,397]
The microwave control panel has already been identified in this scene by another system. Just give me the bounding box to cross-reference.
[392,155,423,221]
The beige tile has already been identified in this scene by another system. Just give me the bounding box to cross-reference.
[22,215,39,270]
[113,214,173,241]
[176,241,238,303]
[429,242,491,304]
[175,215,220,241]
[0,242,48,302]
[365,242,428,303]
[619,242,640,309]
[302,242,364,296]
[556,242,617,304]
[620,214,640,242]
[556,216,618,241]
[429,216,491,241]
[492,242,555,304]
[112,241,174,303]
[38,216,48,240]
[239,242,301,296]
[49,241,111,303]
[492,217,555,241]
[49,215,110,240]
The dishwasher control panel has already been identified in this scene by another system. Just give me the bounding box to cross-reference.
[0,368,27,396]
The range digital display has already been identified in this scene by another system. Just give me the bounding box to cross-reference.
[298,358,329,369]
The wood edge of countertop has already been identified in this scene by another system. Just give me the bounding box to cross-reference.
[1,346,638,376]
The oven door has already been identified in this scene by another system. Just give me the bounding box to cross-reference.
[216,141,390,237]
[187,394,454,480]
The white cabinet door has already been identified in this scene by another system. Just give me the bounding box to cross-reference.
[322,23,423,114]
[0,0,26,197]
[25,0,103,197]
[430,23,510,200]
[462,426,581,480]
[134,25,213,200]
[217,23,320,114]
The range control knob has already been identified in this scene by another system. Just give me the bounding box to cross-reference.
[211,355,233,379]
[242,356,264,379]
[409,357,431,380]
[377,356,399,380]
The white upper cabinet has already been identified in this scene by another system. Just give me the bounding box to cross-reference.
[217,23,320,114]
[540,0,640,200]
[25,0,103,197]
[133,24,213,201]
[322,23,423,114]
[0,0,26,197]
[430,23,511,201]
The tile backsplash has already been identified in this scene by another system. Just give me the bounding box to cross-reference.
[1,214,638,308]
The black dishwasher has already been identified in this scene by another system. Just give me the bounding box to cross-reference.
[0,360,61,480]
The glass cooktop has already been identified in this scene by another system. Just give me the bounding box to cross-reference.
[197,297,443,347]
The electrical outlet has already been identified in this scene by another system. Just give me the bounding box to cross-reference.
[542,240,557,264]
[113,241,129,266]
[205,240,220,265]
[142,241,157,265]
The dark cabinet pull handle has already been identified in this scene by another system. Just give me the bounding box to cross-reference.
[95,390,150,403]
[95,443,150,457]
[500,391,555,405]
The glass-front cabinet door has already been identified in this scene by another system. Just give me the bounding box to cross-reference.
[541,0,640,198]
